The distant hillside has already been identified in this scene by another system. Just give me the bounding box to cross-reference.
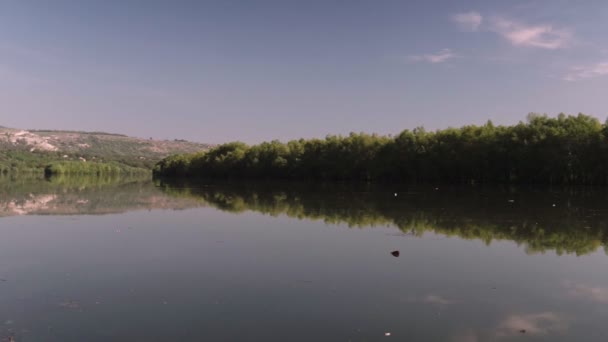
[0,126,212,173]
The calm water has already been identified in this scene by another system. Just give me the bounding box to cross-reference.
[1,176,608,341]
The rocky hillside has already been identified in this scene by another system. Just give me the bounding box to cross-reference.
[0,126,212,171]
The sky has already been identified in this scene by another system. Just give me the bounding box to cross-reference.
[1,0,608,144]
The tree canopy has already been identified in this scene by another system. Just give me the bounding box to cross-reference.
[155,114,608,184]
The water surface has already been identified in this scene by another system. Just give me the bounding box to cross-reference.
[1,176,608,341]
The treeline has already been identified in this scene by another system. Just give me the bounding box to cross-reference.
[31,129,128,137]
[158,180,608,256]
[0,150,65,174]
[0,150,153,176]
[154,113,608,185]
[44,161,151,176]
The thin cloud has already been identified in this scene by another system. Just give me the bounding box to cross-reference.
[408,49,458,64]
[404,294,457,305]
[563,62,608,81]
[451,11,483,31]
[490,17,572,49]
[423,294,456,305]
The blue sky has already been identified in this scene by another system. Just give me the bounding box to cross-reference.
[1,0,607,143]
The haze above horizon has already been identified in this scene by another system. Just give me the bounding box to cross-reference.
[1,0,608,144]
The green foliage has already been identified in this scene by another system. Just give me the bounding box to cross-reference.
[44,161,151,176]
[0,149,151,176]
[0,150,64,174]
[155,113,608,184]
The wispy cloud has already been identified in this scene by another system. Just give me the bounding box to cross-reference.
[489,17,572,49]
[422,294,456,305]
[407,49,458,64]
[562,62,608,81]
[404,293,457,305]
[451,11,483,31]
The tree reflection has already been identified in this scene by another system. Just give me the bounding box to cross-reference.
[159,180,608,256]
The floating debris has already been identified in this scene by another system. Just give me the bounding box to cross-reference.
[390,251,400,257]
[394,193,398,197]
[519,329,526,334]
[385,332,391,336]
[507,199,515,203]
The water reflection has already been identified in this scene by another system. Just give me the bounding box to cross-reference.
[563,281,608,304]
[0,175,201,216]
[4,175,608,257]
[158,180,608,256]
[451,312,571,341]
[496,312,570,337]
[2,177,608,340]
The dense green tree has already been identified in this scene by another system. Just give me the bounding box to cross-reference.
[44,161,150,176]
[155,114,608,185]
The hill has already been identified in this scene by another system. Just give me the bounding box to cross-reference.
[0,126,212,174]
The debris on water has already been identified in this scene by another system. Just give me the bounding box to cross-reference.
[394,193,398,197]
[0,279,6,282]
[434,187,439,191]
[507,199,515,203]
[390,251,400,257]
[385,332,391,336]
[519,329,526,334]
[552,204,556,207]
